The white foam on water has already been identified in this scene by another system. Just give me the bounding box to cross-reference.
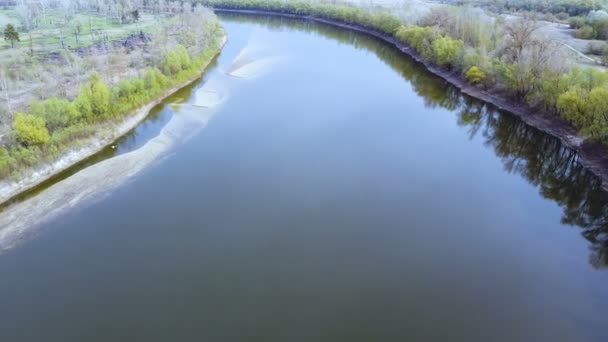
[227,57,287,79]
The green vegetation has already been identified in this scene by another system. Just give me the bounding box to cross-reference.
[431,37,464,68]
[28,98,78,133]
[465,66,486,85]
[0,3,224,182]
[569,10,608,39]
[2,0,608,187]
[163,45,193,76]
[13,113,49,146]
[0,35,222,180]
[197,0,402,35]
[199,0,608,146]
[557,69,608,141]
[3,23,19,48]
[396,26,438,60]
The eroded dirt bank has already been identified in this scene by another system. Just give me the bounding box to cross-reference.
[213,8,608,191]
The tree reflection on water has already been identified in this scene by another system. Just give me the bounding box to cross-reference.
[221,12,608,269]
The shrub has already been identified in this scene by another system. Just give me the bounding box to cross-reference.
[588,41,608,55]
[431,36,464,68]
[13,113,50,146]
[0,147,13,178]
[582,87,608,141]
[75,73,111,121]
[396,25,439,60]
[569,16,586,29]
[113,77,148,114]
[143,67,170,96]
[576,25,596,39]
[370,12,402,35]
[11,146,40,167]
[559,86,608,142]
[49,124,96,148]
[74,87,93,121]
[29,98,79,133]
[465,66,486,85]
[163,45,192,76]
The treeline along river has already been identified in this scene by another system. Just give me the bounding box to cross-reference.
[0,13,607,342]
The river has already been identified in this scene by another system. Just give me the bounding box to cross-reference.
[1,13,607,341]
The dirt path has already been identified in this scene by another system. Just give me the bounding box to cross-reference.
[503,14,604,68]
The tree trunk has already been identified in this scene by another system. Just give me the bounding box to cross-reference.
[0,75,12,115]
[28,31,33,57]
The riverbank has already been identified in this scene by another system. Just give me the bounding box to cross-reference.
[211,7,608,190]
[0,37,227,207]
[0,95,220,251]
[0,36,293,250]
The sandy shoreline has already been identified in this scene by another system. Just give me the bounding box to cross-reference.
[0,69,234,251]
[0,35,290,251]
[3,10,607,247]
[0,98,221,251]
[213,8,608,191]
[0,37,227,207]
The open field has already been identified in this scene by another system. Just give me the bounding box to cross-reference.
[0,8,163,60]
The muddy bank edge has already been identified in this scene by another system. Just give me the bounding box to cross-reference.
[214,7,608,190]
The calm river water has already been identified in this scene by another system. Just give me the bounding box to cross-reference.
[1,14,608,341]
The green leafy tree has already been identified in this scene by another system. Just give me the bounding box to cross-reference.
[558,86,589,129]
[576,25,595,39]
[559,85,608,142]
[432,36,464,68]
[3,24,20,48]
[581,87,608,141]
[396,25,439,60]
[29,98,79,133]
[143,67,169,95]
[0,147,12,178]
[90,74,111,117]
[13,113,50,146]
[75,73,111,120]
[465,66,486,85]
[370,12,401,34]
[162,45,192,76]
[74,86,93,120]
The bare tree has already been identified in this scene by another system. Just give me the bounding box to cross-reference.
[0,68,13,121]
[500,14,540,63]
